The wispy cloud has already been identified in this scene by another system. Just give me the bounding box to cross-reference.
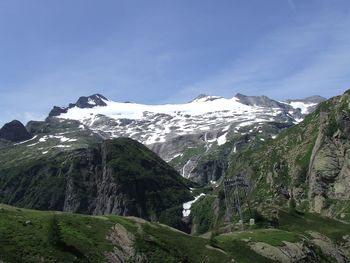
[1,1,350,126]
[2,41,178,109]
[177,10,350,100]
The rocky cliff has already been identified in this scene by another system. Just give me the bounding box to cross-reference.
[0,135,192,222]
[0,120,32,142]
[228,89,350,222]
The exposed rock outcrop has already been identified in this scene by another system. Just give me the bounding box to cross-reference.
[308,106,350,212]
[250,241,309,262]
[229,89,350,221]
[48,94,108,117]
[104,223,143,263]
[0,138,192,221]
[0,120,32,142]
[308,231,348,263]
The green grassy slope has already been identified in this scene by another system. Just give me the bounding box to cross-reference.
[2,203,349,262]
[0,204,233,262]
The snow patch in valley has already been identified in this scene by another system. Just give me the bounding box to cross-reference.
[38,135,77,143]
[27,142,40,147]
[57,136,77,143]
[170,153,183,160]
[39,137,48,142]
[294,117,303,124]
[210,180,218,187]
[222,125,231,132]
[53,145,71,148]
[217,132,227,146]
[289,101,317,114]
[14,135,38,145]
[182,159,192,178]
[182,193,206,217]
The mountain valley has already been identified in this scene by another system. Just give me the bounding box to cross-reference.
[1,90,350,262]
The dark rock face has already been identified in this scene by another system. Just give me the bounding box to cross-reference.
[235,93,286,108]
[235,93,308,118]
[189,94,223,103]
[48,94,108,117]
[0,138,192,221]
[286,95,326,104]
[0,120,32,142]
[150,134,204,162]
[73,94,108,109]
[48,106,68,117]
[191,159,228,185]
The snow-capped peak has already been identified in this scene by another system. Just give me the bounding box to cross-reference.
[50,93,323,161]
[58,95,261,122]
[190,94,223,103]
[49,94,109,117]
[73,94,108,109]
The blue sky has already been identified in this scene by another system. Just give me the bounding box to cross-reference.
[1,0,350,125]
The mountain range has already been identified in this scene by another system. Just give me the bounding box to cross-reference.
[46,93,325,183]
[1,90,350,262]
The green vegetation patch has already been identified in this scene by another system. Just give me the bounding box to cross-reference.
[217,229,301,246]
[279,210,350,242]
[135,222,232,262]
[0,204,116,262]
[104,138,193,219]
[191,195,217,234]
[214,239,276,263]
[0,204,235,263]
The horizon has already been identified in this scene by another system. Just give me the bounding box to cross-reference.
[1,0,350,125]
[0,90,340,127]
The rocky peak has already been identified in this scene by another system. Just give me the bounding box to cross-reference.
[235,93,286,108]
[192,94,208,101]
[48,106,68,117]
[191,94,222,103]
[286,95,326,104]
[0,120,32,142]
[48,94,109,117]
[71,94,108,109]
